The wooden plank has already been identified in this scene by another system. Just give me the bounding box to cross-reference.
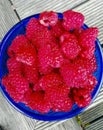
[11,0,89,19]
[79,103,103,125]
[0,0,19,41]
[48,118,82,130]
[85,118,103,130]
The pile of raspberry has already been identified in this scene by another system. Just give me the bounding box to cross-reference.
[2,10,98,114]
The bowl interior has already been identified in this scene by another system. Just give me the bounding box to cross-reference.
[0,13,103,121]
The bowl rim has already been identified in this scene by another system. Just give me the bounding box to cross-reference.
[0,13,103,121]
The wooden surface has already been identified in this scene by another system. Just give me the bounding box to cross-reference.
[0,0,103,130]
[0,0,19,41]
[10,0,88,19]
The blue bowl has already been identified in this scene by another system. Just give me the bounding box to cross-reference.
[0,13,103,121]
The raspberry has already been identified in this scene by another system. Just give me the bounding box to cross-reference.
[7,73,29,93]
[89,56,97,72]
[73,28,83,38]
[74,56,97,73]
[26,18,44,41]
[51,20,65,37]
[52,97,73,112]
[2,74,29,102]
[45,84,72,112]
[26,91,51,113]
[81,46,95,59]
[38,43,63,70]
[85,75,97,92]
[38,44,53,74]
[33,29,52,49]
[16,43,37,66]
[34,73,63,91]
[60,62,89,88]
[8,35,29,57]
[7,58,23,74]
[72,88,91,107]
[39,63,53,75]
[63,10,84,30]
[26,18,52,49]
[79,27,98,48]
[60,32,72,43]
[39,11,58,27]
[22,88,33,104]
[23,64,39,85]
[48,49,63,68]
[61,33,81,59]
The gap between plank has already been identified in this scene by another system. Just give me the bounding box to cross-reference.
[8,0,21,21]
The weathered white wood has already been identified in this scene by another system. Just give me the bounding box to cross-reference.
[48,118,82,130]
[85,118,103,130]
[11,0,88,19]
[0,0,19,41]
[79,102,103,125]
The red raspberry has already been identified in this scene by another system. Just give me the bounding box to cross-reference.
[39,11,58,27]
[38,43,63,70]
[39,63,53,75]
[45,84,72,112]
[63,10,84,31]
[26,18,52,49]
[72,88,91,107]
[33,29,52,49]
[89,56,97,72]
[26,18,44,41]
[51,20,65,37]
[38,44,53,74]
[16,43,37,66]
[7,58,23,74]
[22,88,33,104]
[8,35,29,57]
[7,73,29,93]
[61,33,81,59]
[85,75,97,92]
[26,91,51,113]
[23,64,39,85]
[2,74,29,102]
[34,73,63,91]
[60,62,89,88]
[73,28,83,38]
[48,49,63,68]
[74,56,97,73]
[60,32,72,43]
[79,27,98,48]
[52,97,73,112]
[81,46,95,59]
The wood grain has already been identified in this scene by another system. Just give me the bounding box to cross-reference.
[0,0,19,41]
[11,0,89,19]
